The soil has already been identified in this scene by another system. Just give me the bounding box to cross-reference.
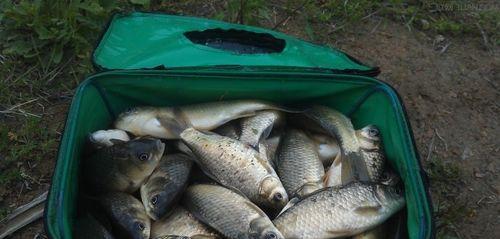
[3,6,499,239]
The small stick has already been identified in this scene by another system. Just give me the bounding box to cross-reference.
[439,42,451,54]
[475,22,490,50]
[434,128,448,151]
[370,19,382,34]
[426,131,436,162]
[272,0,309,30]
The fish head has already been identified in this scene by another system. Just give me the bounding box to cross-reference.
[115,107,173,138]
[357,125,381,150]
[122,213,151,239]
[249,217,285,239]
[259,176,289,209]
[140,177,176,220]
[115,138,165,170]
[375,183,405,211]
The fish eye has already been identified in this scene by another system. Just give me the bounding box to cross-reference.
[394,187,402,195]
[150,195,159,205]
[138,153,150,161]
[135,222,145,231]
[125,107,135,114]
[265,232,277,239]
[368,128,379,137]
[273,192,283,201]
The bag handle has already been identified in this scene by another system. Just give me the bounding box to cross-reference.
[184,28,286,54]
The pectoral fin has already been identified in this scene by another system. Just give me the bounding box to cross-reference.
[353,204,382,216]
[325,229,353,238]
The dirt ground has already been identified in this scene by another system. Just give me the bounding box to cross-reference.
[2,5,499,239]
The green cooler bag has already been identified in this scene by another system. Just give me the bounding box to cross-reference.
[44,12,434,239]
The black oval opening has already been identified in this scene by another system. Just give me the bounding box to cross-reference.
[184,28,286,54]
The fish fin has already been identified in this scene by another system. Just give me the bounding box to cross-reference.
[158,116,186,138]
[322,172,330,187]
[191,235,215,239]
[252,143,260,152]
[175,141,196,157]
[108,138,127,145]
[218,112,257,129]
[270,105,305,114]
[341,152,358,185]
[353,204,382,216]
[325,229,352,238]
[260,123,274,142]
[277,197,300,217]
[342,152,370,184]
[324,153,342,187]
[157,107,192,138]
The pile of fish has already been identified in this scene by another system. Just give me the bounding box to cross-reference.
[78,100,405,239]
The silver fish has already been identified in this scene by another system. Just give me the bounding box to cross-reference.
[183,184,284,239]
[101,192,151,239]
[83,138,165,193]
[305,106,370,184]
[308,133,340,166]
[151,206,221,239]
[276,129,325,198]
[239,110,283,148]
[115,100,287,139]
[141,153,193,220]
[273,182,405,239]
[180,128,288,209]
[89,129,130,148]
[356,125,386,182]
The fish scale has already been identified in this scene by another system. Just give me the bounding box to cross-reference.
[273,182,404,239]
[239,110,282,148]
[180,128,287,209]
[151,207,221,239]
[183,184,283,239]
[141,153,193,220]
[277,129,325,197]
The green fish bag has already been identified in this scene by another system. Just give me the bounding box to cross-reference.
[44,12,434,239]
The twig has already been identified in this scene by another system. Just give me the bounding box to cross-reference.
[475,22,490,50]
[426,131,436,161]
[439,42,451,54]
[0,98,42,118]
[44,57,73,84]
[272,0,309,30]
[476,196,487,206]
[1,98,39,112]
[361,8,382,21]
[404,10,418,32]
[370,19,382,34]
[434,128,448,151]
[237,0,245,24]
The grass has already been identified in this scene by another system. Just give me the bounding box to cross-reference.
[0,0,498,236]
[425,157,471,239]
